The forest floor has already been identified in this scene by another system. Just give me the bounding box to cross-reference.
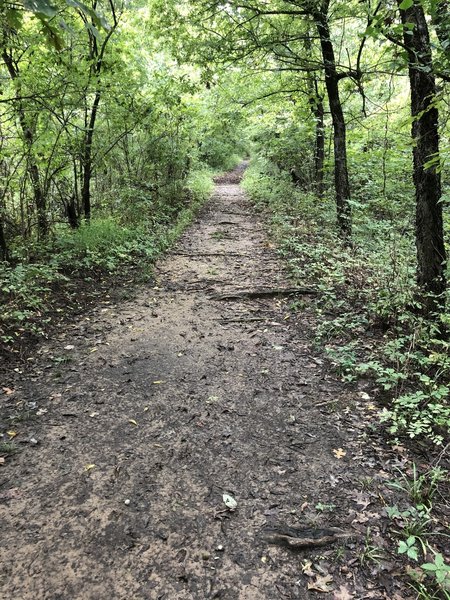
[0,167,422,599]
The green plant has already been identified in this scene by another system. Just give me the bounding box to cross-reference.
[421,553,450,588]
[0,441,17,454]
[315,502,336,513]
[398,535,420,561]
[387,464,447,505]
[359,528,385,566]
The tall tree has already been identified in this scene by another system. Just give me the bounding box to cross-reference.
[397,0,447,313]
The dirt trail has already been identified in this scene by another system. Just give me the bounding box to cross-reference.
[1,175,408,599]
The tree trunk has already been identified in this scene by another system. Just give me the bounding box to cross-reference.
[0,212,8,261]
[314,95,325,198]
[81,90,101,221]
[399,1,447,314]
[314,2,352,238]
[1,50,48,238]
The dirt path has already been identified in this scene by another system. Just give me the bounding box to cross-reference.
[1,176,410,599]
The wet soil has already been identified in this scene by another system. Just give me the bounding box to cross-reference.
[1,174,415,599]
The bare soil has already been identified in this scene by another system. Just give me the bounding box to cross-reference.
[0,173,418,599]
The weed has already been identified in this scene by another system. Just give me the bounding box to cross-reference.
[387,464,447,505]
[315,502,336,513]
[0,441,17,454]
[359,528,385,566]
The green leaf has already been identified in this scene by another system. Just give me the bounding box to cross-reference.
[399,0,414,9]
[23,0,57,18]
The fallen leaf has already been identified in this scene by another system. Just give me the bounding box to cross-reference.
[89,412,99,418]
[302,559,315,577]
[2,387,14,395]
[333,448,346,459]
[222,493,237,510]
[0,457,5,464]
[84,464,96,471]
[152,380,166,384]
[307,574,333,593]
[90,347,98,353]
[358,392,370,400]
[334,584,354,599]
[352,490,371,510]
[7,430,17,439]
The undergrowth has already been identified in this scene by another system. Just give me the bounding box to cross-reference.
[242,157,450,447]
[0,168,214,347]
[243,157,450,598]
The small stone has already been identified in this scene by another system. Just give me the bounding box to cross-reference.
[202,552,210,561]
[216,545,224,551]
[29,438,38,445]
[124,499,131,506]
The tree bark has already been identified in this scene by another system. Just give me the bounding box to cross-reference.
[1,50,48,238]
[313,92,325,198]
[0,211,8,261]
[313,1,352,238]
[81,90,101,221]
[399,1,447,314]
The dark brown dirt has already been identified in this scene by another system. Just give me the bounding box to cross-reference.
[1,177,415,599]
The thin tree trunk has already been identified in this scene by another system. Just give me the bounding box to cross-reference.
[81,90,101,221]
[1,50,48,238]
[0,211,8,261]
[314,1,352,238]
[314,93,325,198]
[399,1,447,314]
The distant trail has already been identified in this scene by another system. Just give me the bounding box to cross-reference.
[0,168,407,599]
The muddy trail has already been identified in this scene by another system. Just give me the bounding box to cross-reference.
[1,171,412,599]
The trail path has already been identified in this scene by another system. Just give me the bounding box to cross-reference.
[1,171,409,599]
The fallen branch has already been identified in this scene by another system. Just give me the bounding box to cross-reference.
[210,287,316,300]
[262,526,352,550]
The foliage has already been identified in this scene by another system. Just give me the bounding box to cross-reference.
[243,157,450,447]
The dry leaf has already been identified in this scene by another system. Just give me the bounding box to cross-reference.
[128,419,138,426]
[0,457,5,464]
[334,584,354,600]
[84,464,96,471]
[353,490,371,510]
[222,493,237,510]
[7,430,17,438]
[302,559,315,577]
[2,387,14,395]
[307,574,333,593]
[333,448,346,459]
[152,380,166,384]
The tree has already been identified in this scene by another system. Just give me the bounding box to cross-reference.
[396,0,446,313]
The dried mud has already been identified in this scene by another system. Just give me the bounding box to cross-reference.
[1,176,414,599]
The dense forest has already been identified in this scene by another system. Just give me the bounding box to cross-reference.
[1,1,450,597]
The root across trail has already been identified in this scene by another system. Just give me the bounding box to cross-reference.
[1,176,412,599]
